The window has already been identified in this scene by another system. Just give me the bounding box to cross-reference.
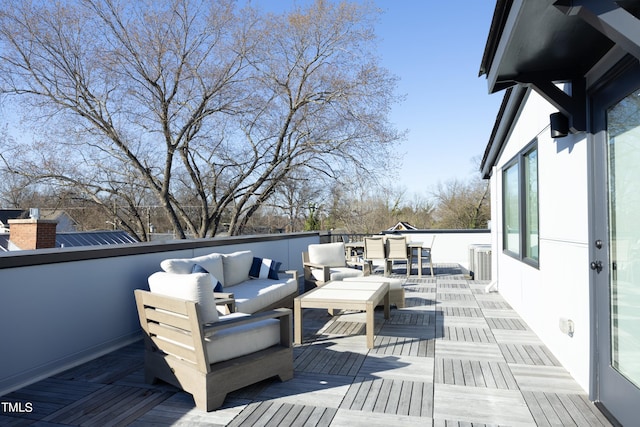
[503,162,520,254]
[502,142,539,265]
[524,148,539,260]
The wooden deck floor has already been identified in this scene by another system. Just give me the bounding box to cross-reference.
[1,265,613,426]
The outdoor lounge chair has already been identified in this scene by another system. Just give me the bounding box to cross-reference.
[302,242,364,289]
[134,272,293,411]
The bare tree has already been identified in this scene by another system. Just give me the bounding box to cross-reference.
[267,173,324,232]
[220,0,401,235]
[432,177,490,229]
[0,0,401,239]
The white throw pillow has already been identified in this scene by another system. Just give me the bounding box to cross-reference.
[147,271,219,323]
[222,250,253,287]
[160,252,225,286]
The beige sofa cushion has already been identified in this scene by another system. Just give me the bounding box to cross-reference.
[231,277,298,314]
[222,250,253,287]
[161,252,225,287]
[307,242,346,267]
[148,271,219,323]
[311,267,363,282]
[206,313,280,364]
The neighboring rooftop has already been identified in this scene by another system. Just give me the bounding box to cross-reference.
[0,208,78,233]
[387,222,418,231]
[56,230,139,248]
[0,209,26,227]
[0,230,139,252]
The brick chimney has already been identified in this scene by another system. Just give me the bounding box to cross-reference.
[8,219,58,250]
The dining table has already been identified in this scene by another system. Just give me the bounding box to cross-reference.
[344,239,425,278]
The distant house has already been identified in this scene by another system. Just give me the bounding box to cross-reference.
[0,209,77,233]
[0,209,25,233]
[479,1,640,424]
[387,222,417,231]
[38,209,78,233]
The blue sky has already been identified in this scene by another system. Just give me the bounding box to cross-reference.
[373,1,502,198]
[258,0,504,198]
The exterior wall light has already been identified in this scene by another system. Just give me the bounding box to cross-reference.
[550,112,569,138]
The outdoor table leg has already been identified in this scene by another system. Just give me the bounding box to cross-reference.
[366,300,375,349]
[384,290,390,320]
[294,298,302,345]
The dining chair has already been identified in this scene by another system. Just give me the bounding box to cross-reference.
[363,236,386,275]
[421,235,436,276]
[385,235,411,277]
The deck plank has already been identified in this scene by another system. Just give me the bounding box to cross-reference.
[1,267,614,427]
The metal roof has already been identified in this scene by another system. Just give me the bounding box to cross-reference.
[0,230,139,251]
[56,231,139,248]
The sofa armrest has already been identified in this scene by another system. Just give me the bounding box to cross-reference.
[214,293,236,314]
[302,261,325,269]
[203,308,292,346]
[283,269,298,281]
[302,262,331,282]
[214,292,234,299]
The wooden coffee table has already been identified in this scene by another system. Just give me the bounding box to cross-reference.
[294,280,390,349]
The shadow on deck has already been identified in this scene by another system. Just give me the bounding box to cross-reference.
[0,265,613,426]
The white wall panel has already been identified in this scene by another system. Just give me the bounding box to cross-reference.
[492,88,592,392]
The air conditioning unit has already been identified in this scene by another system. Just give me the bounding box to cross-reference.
[469,244,492,281]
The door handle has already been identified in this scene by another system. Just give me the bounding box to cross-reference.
[590,260,603,273]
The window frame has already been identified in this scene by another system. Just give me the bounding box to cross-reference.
[502,139,539,268]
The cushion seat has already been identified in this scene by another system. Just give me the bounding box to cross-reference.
[311,266,364,282]
[206,313,280,364]
[231,278,298,314]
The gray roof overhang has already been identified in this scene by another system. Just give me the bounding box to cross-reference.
[479,0,640,177]
[480,1,618,94]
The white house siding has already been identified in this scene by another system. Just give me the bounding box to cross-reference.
[492,88,591,392]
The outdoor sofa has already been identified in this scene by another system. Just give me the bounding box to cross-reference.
[159,250,298,314]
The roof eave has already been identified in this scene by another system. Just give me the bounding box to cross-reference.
[480,85,529,179]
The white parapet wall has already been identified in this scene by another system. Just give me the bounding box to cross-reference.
[0,232,318,396]
[388,230,492,271]
[0,229,491,396]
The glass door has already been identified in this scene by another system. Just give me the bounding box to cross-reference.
[592,59,640,426]
[606,89,640,389]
